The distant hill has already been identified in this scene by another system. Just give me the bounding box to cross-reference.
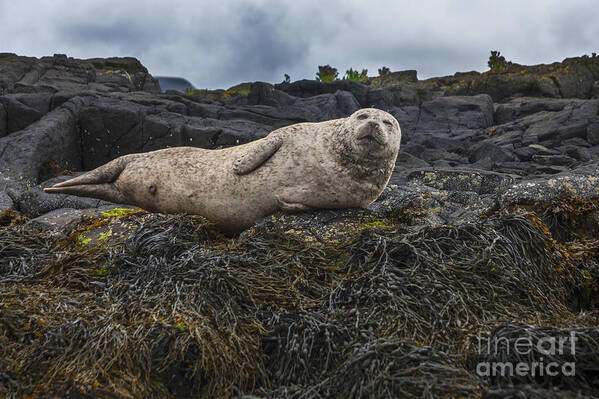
[154,76,196,92]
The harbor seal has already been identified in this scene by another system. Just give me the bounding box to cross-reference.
[44,108,401,234]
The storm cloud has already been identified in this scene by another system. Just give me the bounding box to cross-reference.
[1,0,597,89]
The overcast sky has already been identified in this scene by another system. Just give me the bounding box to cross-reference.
[1,0,597,89]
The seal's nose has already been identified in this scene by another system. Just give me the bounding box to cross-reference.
[369,121,378,129]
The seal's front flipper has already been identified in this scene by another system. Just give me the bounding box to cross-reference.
[233,136,283,175]
[43,156,130,204]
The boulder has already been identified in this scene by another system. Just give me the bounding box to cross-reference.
[0,104,81,181]
[0,53,160,95]
[469,141,517,163]
[0,102,6,137]
[406,168,516,195]
[13,174,117,215]
[588,118,599,145]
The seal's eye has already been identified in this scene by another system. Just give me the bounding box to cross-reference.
[383,120,393,126]
[357,114,368,120]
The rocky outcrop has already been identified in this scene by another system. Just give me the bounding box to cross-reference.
[0,53,161,94]
[2,53,599,399]
[1,54,598,223]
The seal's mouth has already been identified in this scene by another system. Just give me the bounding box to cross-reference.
[358,133,384,146]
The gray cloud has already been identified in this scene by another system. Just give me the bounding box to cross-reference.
[1,0,597,89]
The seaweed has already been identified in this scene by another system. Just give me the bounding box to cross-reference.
[1,207,598,398]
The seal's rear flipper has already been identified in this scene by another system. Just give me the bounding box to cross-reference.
[233,136,283,175]
[43,157,130,203]
[44,183,128,204]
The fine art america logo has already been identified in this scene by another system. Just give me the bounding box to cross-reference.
[476,331,577,377]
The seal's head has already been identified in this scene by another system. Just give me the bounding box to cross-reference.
[337,108,401,162]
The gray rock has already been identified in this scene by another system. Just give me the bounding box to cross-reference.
[27,207,98,232]
[14,174,117,215]
[0,102,6,137]
[417,94,494,133]
[494,97,568,124]
[588,118,599,144]
[406,168,516,195]
[497,163,599,207]
[531,154,578,166]
[0,96,43,133]
[523,100,599,143]
[395,152,430,169]
[0,53,160,95]
[247,82,295,107]
[0,104,81,181]
[26,204,139,233]
[593,80,599,98]
[469,141,517,163]
[274,79,370,106]
[558,145,592,162]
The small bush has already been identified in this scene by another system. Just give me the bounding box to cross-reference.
[378,66,390,76]
[343,68,368,82]
[488,50,511,72]
[283,73,290,83]
[316,65,339,82]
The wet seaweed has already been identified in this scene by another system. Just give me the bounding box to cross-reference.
[1,207,598,398]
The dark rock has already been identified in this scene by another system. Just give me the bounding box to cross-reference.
[562,137,591,147]
[0,104,81,181]
[497,163,599,207]
[593,80,599,98]
[530,164,571,175]
[247,208,380,243]
[469,141,517,163]
[365,84,423,107]
[274,79,370,106]
[1,96,43,133]
[557,145,592,162]
[395,152,430,170]
[419,56,599,102]
[424,150,467,165]
[0,171,20,211]
[0,53,160,95]
[417,94,494,132]
[27,207,98,232]
[531,154,578,166]
[524,100,599,143]
[366,70,418,87]
[0,102,6,137]
[78,97,144,169]
[406,168,516,195]
[555,62,595,98]
[14,174,117,215]
[247,82,295,107]
[187,101,222,119]
[494,97,568,124]
[387,106,421,141]
[588,118,599,144]
[26,204,137,233]
[371,181,495,225]
[401,143,426,158]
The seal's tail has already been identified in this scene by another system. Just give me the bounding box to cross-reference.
[43,156,130,204]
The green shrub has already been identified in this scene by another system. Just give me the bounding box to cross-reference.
[344,68,368,82]
[378,66,390,76]
[488,50,511,72]
[316,65,339,82]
